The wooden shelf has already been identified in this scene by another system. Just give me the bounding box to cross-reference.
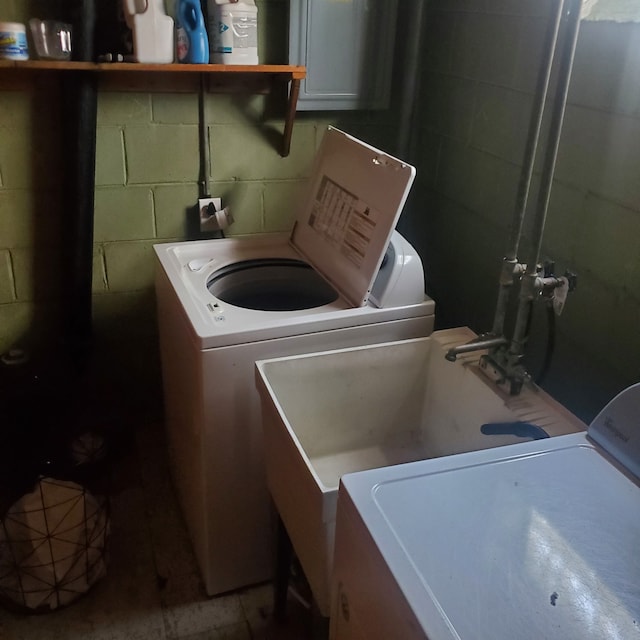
[0,61,306,156]
[0,60,305,77]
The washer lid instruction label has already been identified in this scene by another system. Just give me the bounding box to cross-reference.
[309,175,379,267]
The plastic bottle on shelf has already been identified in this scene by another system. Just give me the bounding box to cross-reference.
[207,0,258,65]
[122,0,174,63]
[0,22,29,60]
[175,0,209,63]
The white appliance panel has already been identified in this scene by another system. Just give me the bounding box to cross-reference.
[290,128,416,307]
[157,266,434,595]
[155,130,433,596]
[155,232,434,350]
[333,428,640,640]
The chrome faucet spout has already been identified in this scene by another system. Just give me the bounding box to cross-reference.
[445,335,508,362]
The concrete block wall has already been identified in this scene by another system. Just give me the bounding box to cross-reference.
[0,78,66,349]
[414,0,640,420]
[0,1,304,398]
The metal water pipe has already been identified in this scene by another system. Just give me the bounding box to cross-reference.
[507,0,583,372]
[446,0,583,394]
[490,0,567,338]
[447,0,568,364]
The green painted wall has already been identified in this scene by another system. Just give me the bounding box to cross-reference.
[1,0,638,421]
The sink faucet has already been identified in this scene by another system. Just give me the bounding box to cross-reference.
[446,334,530,395]
[445,334,508,362]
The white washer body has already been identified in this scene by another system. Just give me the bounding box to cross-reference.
[154,129,436,595]
[332,384,640,640]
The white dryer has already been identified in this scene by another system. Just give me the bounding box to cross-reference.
[332,383,640,639]
[154,128,436,596]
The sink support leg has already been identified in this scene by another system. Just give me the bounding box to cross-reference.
[273,514,292,623]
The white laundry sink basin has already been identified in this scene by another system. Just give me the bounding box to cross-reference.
[255,327,586,616]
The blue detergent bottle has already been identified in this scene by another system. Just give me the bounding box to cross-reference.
[176,0,209,63]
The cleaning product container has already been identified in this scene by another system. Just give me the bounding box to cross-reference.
[0,22,29,60]
[176,0,209,63]
[123,0,174,63]
[207,0,258,64]
[255,327,587,615]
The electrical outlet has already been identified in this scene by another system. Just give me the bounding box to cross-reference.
[199,197,222,219]
[199,197,222,233]
[202,207,234,232]
[199,198,235,232]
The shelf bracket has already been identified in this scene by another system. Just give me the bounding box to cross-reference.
[282,78,301,157]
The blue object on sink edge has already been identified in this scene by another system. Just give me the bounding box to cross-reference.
[481,421,550,440]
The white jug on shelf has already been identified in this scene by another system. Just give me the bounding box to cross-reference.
[207,0,258,65]
[123,0,174,63]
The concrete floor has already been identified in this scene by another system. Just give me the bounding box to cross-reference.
[0,418,315,640]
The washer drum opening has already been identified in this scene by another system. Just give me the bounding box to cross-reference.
[207,259,339,311]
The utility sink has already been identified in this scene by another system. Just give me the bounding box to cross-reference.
[255,327,586,616]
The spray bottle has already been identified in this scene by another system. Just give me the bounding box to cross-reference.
[175,0,209,63]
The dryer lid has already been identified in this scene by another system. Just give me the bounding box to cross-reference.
[290,127,416,307]
[588,382,640,479]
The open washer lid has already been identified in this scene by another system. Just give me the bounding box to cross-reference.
[290,127,416,307]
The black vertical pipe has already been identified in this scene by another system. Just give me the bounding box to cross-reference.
[72,0,97,62]
[63,0,98,366]
[396,0,426,160]
[198,74,211,198]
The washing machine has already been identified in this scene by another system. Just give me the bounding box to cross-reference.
[154,128,436,596]
[331,383,640,639]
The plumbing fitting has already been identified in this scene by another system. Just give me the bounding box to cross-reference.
[509,263,577,357]
[538,261,577,311]
[491,258,527,337]
[444,334,508,362]
[480,344,530,396]
[447,260,577,396]
[445,334,531,395]
[500,259,527,286]
[483,263,577,395]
